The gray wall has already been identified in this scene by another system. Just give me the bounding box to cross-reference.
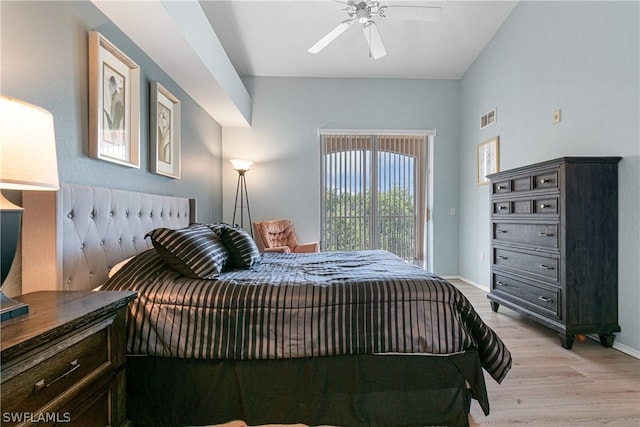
[222,76,461,276]
[459,1,640,352]
[0,1,223,222]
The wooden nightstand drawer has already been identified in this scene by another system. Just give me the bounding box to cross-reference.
[1,316,114,417]
[1,291,136,427]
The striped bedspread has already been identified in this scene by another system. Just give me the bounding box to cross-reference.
[102,249,511,383]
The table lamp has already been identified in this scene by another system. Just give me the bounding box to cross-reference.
[1,95,59,321]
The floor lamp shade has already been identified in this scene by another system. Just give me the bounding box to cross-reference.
[1,95,60,320]
[230,159,253,235]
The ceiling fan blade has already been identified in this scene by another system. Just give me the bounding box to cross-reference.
[382,5,443,22]
[308,20,354,54]
[362,21,386,59]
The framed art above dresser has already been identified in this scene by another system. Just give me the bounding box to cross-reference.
[487,157,622,349]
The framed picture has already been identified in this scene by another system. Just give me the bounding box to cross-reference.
[150,82,181,179]
[88,31,140,168]
[477,136,500,185]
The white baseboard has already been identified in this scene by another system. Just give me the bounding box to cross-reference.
[449,276,489,292]
[586,334,640,359]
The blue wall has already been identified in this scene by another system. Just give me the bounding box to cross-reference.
[459,1,640,352]
[0,1,223,222]
[222,76,461,276]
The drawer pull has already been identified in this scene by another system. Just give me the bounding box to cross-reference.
[539,178,551,184]
[537,232,554,237]
[497,255,508,260]
[540,204,552,209]
[496,230,508,234]
[498,206,508,210]
[538,296,553,303]
[496,281,507,286]
[34,359,80,394]
[539,264,554,270]
[497,185,507,190]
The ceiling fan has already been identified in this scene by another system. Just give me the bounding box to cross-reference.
[308,0,443,59]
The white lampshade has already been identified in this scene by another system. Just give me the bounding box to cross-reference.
[229,159,253,173]
[1,95,59,191]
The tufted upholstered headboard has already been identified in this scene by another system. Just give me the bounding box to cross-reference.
[22,183,195,292]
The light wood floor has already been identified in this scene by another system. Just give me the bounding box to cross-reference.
[451,279,640,427]
[210,280,640,427]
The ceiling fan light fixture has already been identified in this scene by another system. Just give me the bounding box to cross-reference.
[308,0,440,58]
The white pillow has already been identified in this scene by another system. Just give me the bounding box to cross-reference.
[108,256,134,278]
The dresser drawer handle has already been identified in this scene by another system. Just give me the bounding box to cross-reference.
[539,178,551,184]
[539,264,554,270]
[496,281,507,286]
[538,296,553,303]
[498,206,508,210]
[540,203,552,209]
[537,232,554,237]
[496,230,508,234]
[497,255,508,260]
[34,359,80,394]
[497,185,507,190]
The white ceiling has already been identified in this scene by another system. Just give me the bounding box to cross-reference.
[200,0,519,79]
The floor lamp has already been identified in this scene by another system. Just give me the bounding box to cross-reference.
[230,159,253,236]
[1,95,59,321]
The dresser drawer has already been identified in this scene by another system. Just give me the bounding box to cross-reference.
[492,199,533,215]
[493,273,560,319]
[492,196,560,217]
[492,180,511,195]
[491,168,559,196]
[492,175,532,194]
[493,247,559,282]
[532,169,559,191]
[532,196,559,214]
[1,317,114,418]
[493,222,558,248]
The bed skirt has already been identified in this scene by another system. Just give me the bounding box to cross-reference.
[126,351,488,427]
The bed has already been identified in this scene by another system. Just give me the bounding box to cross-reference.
[34,183,511,427]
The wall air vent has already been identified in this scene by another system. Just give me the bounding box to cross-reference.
[480,107,497,129]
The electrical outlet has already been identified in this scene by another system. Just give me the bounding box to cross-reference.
[553,109,561,124]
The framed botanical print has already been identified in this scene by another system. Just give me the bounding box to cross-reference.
[88,31,140,168]
[150,82,181,179]
[477,136,499,185]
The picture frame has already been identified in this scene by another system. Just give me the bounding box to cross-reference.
[88,31,140,168]
[477,136,500,185]
[150,82,181,179]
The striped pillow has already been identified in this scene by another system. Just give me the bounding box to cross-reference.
[199,222,228,236]
[220,226,261,269]
[146,225,229,279]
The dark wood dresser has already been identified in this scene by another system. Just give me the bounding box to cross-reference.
[487,157,621,349]
[1,291,136,426]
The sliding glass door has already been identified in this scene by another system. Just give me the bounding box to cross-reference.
[321,133,427,263]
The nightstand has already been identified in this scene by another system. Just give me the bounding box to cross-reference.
[1,290,136,426]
